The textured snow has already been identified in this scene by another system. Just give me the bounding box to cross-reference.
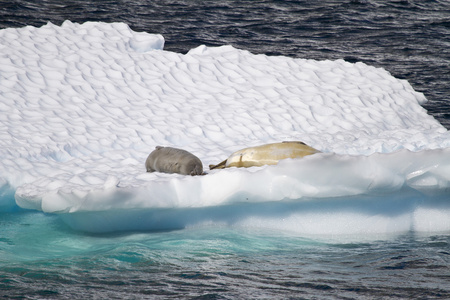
[1,21,449,234]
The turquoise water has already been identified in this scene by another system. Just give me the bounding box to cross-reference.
[1,211,449,299]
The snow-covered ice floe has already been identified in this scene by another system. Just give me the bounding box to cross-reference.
[1,21,449,235]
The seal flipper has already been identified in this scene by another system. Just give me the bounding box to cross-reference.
[209,159,227,170]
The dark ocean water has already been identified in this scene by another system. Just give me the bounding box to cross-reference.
[1,212,450,299]
[1,0,450,299]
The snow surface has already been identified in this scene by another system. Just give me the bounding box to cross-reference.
[1,21,450,234]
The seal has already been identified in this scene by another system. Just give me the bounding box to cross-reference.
[146,146,204,176]
[209,141,320,170]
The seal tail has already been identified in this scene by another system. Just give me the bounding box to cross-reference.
[209,159,227,170]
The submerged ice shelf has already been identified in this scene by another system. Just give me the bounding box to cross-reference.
[0,21,449,234]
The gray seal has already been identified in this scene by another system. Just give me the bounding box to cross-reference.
[145,146,204,176]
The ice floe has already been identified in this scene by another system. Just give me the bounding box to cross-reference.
[1,21,449,234]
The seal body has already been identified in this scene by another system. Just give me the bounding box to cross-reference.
[146,146,203,176]
[209,141,320,170]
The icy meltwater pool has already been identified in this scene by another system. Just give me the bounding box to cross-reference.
[0,21,449,235]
